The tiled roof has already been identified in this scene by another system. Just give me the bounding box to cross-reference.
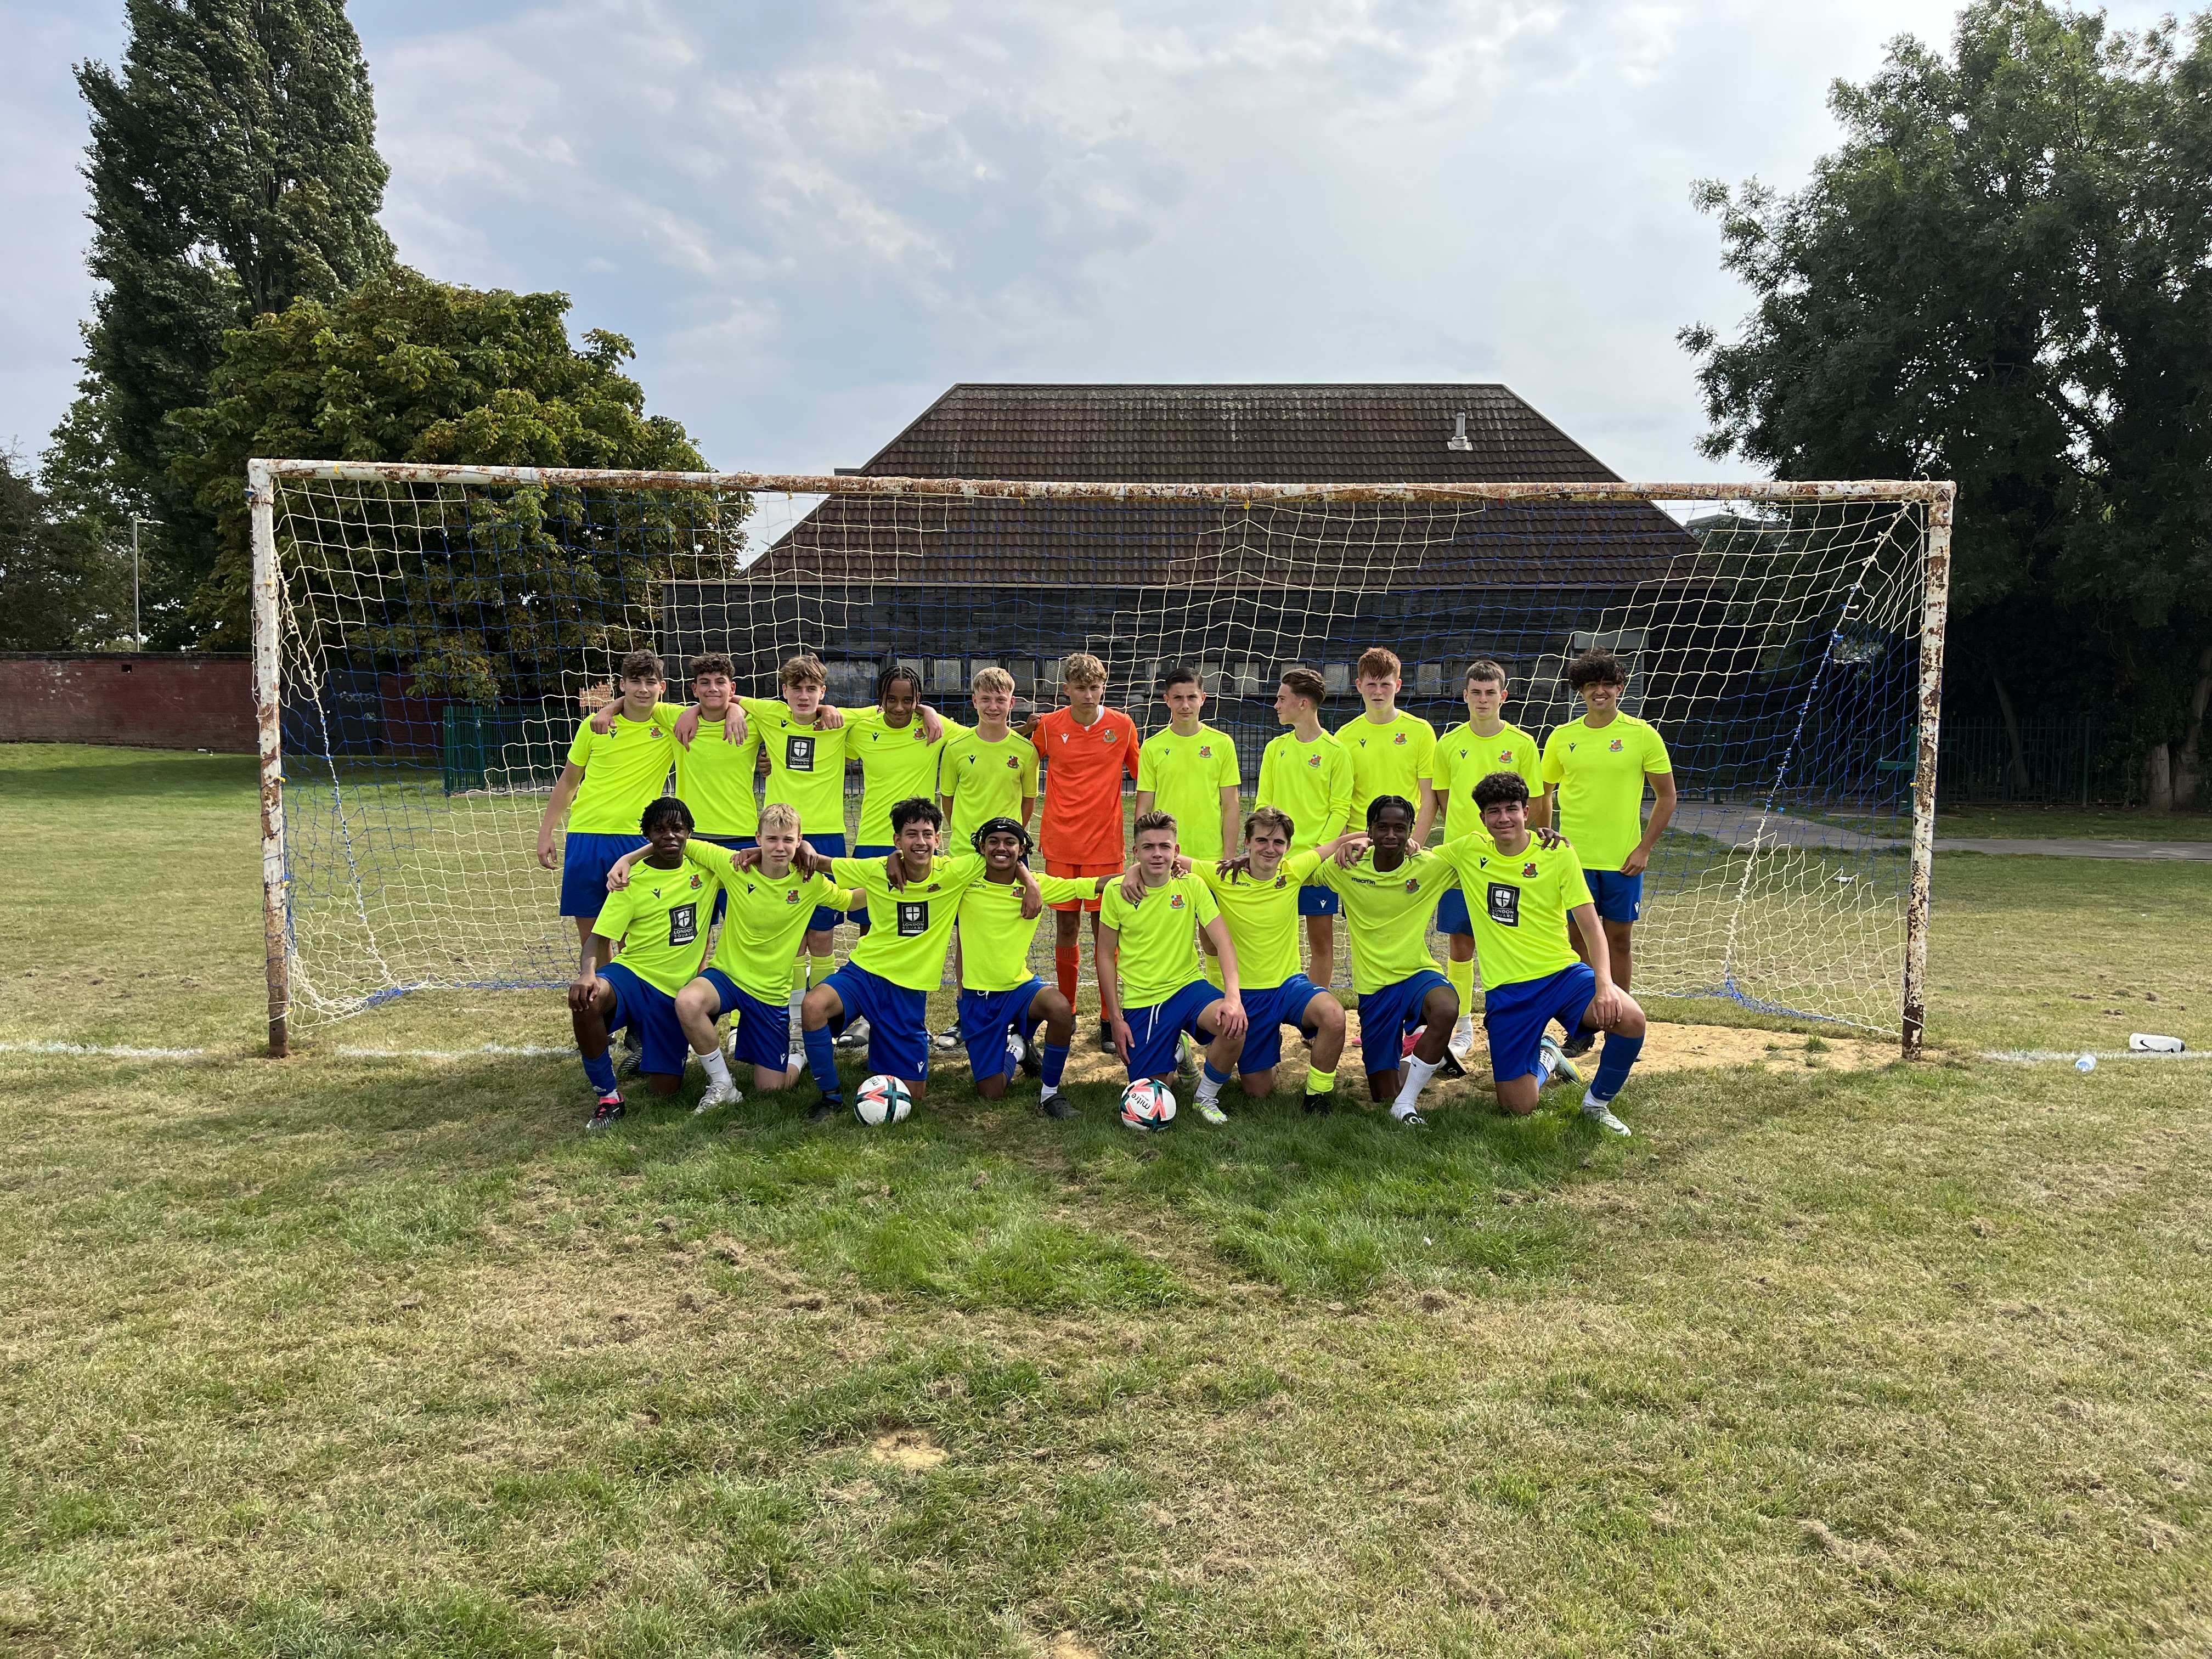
[747,383,1691,586]
[847,383,1621,484]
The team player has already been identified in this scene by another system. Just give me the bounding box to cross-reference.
[1256,665,1355,989]
[568,797,716,1130]
[778,797,993,1122]
[1445,771,1647,1135]
[1418,659,1547,1059]
[1540,648,1675,1052]
[1312,795,1461,1125]
[589,651,760,864]
[1337,646,1436,833]
[1096,810,1248,1121]
[939,665,1039,853]
[1019,653,1141,1047]
[538,649,679,951]
[605,803,855,1110]
[1134,663,1242,988]
[1177,806,1352,1118]
[955,817,1113,1119]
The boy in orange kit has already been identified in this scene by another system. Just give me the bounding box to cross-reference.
[1019,652,1140,1048]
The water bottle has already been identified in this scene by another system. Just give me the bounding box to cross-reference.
[2075,1054,2097,1074]
[2129,1033,2186,1054]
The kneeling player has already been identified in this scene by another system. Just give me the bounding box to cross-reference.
[1449,772,1647,1134]
[606,802,856,1111]
[1097,810,1248,1121]
[1173,806,1351,1117]
[777,797,991,1122]
[955,817,1109,1118]
[569,797,717,1130]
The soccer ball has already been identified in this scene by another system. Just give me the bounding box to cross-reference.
[854,1074,913,1126]
[1119,1077,1176,1131]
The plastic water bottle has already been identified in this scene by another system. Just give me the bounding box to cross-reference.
[2075,1053,2097,1074]
[2129,1033,2186,1053]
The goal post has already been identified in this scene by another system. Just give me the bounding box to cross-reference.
[247,460,1954,1057]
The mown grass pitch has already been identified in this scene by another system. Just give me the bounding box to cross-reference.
[2,744,2209,1656]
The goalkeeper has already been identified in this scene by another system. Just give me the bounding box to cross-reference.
[1441,771,1646,1136]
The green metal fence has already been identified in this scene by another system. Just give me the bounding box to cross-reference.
[1936,714,2136,806]
[441,706,569,794]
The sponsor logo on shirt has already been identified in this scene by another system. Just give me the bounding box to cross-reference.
[1486,882,1520,927]
[1609,738,1624,752]
[668,902,699,946]
[896,900,929,936]
[787,734,816,772]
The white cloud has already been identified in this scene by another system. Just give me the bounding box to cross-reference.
[1,0,2185,478]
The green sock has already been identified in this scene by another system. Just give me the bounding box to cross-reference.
[1306,1065,1336,1095]
[1445,953,1475,1017]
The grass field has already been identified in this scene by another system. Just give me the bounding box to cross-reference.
[3,744,2209,1657]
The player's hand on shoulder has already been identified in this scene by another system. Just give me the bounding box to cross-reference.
[1532,826,1567,850]
[1118,863,1146,902]
[884,853,906,890]
[1169,854,1192,878]
[1017,868,1044,920]
[1216,853,1252,879]
[606,862,633,892]
[673,706,701,747]
[589,700,618,736]
[732,845,765,872]
[918,704,944,743]
[1334,834,1370,867]
[723,704,747,745]
[815,704,845,730]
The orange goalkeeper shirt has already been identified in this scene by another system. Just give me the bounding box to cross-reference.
[1034,706,1139,864]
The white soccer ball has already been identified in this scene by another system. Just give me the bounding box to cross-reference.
[1120,1077,1176,1131]
[854,1074,913,1126]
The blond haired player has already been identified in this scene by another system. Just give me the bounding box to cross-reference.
[1017,652,1139,1047]
[1256,665,1354,989]
[606,803,854,1108]
[1419,659,1547,1058]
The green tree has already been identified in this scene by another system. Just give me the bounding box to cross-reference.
[1683,1,2212,807]
[172,267,732,699]
[0,453,133,652]
[60,0,391,645]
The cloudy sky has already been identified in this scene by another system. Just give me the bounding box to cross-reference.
[0,0,2177,481]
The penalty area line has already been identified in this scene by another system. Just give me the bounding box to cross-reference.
[1982,1048,2204,1063]
[1,1040,571,1063]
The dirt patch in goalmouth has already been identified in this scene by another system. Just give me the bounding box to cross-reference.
[1045,1019,1891,1093]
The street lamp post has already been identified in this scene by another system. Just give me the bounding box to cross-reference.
[129,515,161,645]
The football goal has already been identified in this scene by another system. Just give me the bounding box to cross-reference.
[246,460,1954,1058]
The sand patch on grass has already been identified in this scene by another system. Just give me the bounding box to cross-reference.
[869,1429,948,1470]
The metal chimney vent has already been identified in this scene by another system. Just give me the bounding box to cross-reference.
[1447,410,1473,450]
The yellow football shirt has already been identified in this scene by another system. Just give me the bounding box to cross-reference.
[668,709,761,839]
[956,872,1098,992]
[1098,873,1220,1008]
[1256,729,1354,854]
[591,856,719,995]
[848,708,968,847]
[939,729,1040,850]
[1430,832,1593,991]
[1193,849,1321,991]
[828,853,990,989]
[1427,720,1543,832]
[740,696,853,837]
[1540,714,1673,871]
[1312,847,1453,995]
[1136,723,1242,860]
[564,711,677,834]
[1335,710,1436,823]
[681,843,850,1000]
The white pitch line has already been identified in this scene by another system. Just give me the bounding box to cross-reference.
[0,1040,212,1059]
[1982,1048,2203,1063]
[0,1040,570,1063]
[337,1044,570,1060]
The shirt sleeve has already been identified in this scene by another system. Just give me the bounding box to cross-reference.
[1517,737,1545,793]
[826,855,876,894]
[1136,738,1161,792]
[566,720,596,768]
[1561,851,1594,911]
[1035,872,1098,905]
[1425,738,1451,793]
[1098,883,1131,932]
[1212,735,1240,789]
[1310,855,1342,893]
[590,886,632,944]
[1541,730,1566,786]
[1409,720,1437,778]
[1283,848,1322,884]
[1187,877,1221,927]
[1120,715,1141,779]
[1641,723,1674,775]
[1325,744,1353,837]
[1255,739,1278,804]
[936,716,970,746]
[1018,740,1040,796]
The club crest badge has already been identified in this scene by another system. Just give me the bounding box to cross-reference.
[786,889,802,904]
[1609,737,1625,752]
[1274,875,1287,888]
[1006,755,1020,769]
[1306,754,1322,768]
[1392,732,1407,746]
[1198,745,1212,759]
[689,873,703,890]
[1523,862,1539,877]
[1169,893,1186,909]
[1403,877,1420,893]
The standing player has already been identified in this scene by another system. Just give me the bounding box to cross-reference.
[784,797,993,1122]
[568,797,715,1130]
[1256,665,1354,990]
[589,651,760,864]
[1096,810,1247,1117]
[955,817,1111,1119]
[1312,796,1460,1125]
[1418,659,1547,1059]
[537,649,679,952]
[1180,806,1352,1117]
[604,803,853,1110]
[1020,653,1140,1048]
[1135,663,1241,988]
[939,666,1038,853]
[1540,648,1675,1053]
[1335,647,1436,1023]
[1440,772,1647,1135]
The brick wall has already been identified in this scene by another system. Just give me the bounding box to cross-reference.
[0,654,255,751]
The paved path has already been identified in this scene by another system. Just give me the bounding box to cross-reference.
[1666,804,2212,861]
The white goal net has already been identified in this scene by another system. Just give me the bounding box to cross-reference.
[246,462,1951,1052]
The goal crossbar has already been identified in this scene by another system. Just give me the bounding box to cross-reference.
[246,460,1954,1063]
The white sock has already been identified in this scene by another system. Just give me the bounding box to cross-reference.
[699,1047,732,1088]
[1582,1087,1606,1110]
[1393,1053,1441,1116]
[1195,1074,1224,1104]
[1536,1051,1559,1086]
